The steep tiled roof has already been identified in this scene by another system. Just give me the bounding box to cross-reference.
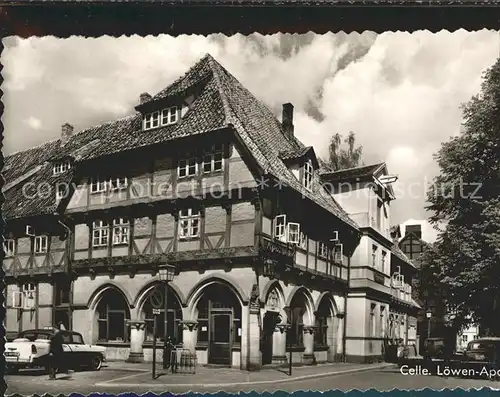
[4,54,358,231]
[391,243,417,270]
[320,163,385,182]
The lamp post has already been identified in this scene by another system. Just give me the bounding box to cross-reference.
[158,264,176,370]
[426,310,432,340]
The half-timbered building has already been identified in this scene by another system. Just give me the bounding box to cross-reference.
[4,54,364,370]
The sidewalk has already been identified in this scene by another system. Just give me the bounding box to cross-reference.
[98,361,395,387]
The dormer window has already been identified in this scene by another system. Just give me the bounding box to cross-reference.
[143,106,179,130]
[202,144,224,174]
[53,160,71,176]
[4,239,14,257]
[303,160,313,191]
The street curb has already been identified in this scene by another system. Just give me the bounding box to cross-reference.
[95,363,395,388]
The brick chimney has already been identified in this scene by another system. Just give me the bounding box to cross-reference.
[140,92,152,105]
[61,123,74,144]
[405,224,422,239]
[282,103,294,140]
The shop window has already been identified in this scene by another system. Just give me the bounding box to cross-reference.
[314,299,330,347]
[96,289,130,343]
[196,283,242,347]
[143,287,183,344]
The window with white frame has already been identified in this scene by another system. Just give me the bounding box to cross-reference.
[109,177,128,190]
[34,235,48,254]
[143,110,160,130]
[92,220,109,247]
[178,158,197,179]
[202,144,224,174]
[143,106,179,130]
[318,242,329,258]
[90,178,107,194]
[53,160,71,176]
[4,239,14,257]
[299,232,307,250]
[372,244,378,268]
[273,215,287,241]
[22,282,36,302]
[287,223,300,244]
[303,160,313,191]
[369,304,376,337]
[179,209,200,239]
[161,106,178,125]
[381,250,387,272]
[113,218,130,245]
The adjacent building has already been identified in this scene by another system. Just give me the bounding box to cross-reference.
[4,54,419,368]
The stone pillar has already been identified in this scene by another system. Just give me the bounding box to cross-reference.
[248,303,262,371]
[326,316,336,363]
[272,324,288,364]
[336,313,345,361]
[303,325,316,365]
[181,320,198,353]
[126,321,146,363]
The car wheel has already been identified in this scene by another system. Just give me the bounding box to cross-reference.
[90,355,103,371]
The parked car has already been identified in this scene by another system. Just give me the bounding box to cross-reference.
[464,337,500,363]
[458,338,500,379]
[422,337,446,359]
[5,328,106,374]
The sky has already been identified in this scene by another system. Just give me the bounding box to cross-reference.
[2,31,499,241]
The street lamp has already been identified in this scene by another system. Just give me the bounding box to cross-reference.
[159,264,176,370]
[426,310,432,340]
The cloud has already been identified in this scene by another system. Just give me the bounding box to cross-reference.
[2,31,498,225]
[24,116,42,130]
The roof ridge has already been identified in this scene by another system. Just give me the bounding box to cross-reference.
[206,54,231,127]
[71,113,138,139]
[5,138,60,159]
[320,161,386,175]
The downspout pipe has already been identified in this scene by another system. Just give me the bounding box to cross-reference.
[342,255,351,363]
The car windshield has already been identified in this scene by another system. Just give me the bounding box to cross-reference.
[468,342,495,350]
[17,332,51,341]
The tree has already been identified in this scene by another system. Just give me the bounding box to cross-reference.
[326,131,364,171]
[425,58,500,335]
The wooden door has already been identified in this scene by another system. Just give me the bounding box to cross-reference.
[209,313,232,365]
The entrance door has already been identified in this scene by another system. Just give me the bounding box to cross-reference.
[262,312,278,365]
[209,313,232,365]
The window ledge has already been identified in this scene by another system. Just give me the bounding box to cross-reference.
[178,237,200,242]
[195,344,208,351]
[202,170,224,177]
[112,243,130,247]
[290,346,305,352]
[97,341,130,347]
[177,175,198,181]
[313,345,329,352]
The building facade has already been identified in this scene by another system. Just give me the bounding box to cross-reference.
[4,54,418,369]
[320,165,420,362]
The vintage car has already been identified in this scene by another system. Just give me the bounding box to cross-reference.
[5,328,106,374]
